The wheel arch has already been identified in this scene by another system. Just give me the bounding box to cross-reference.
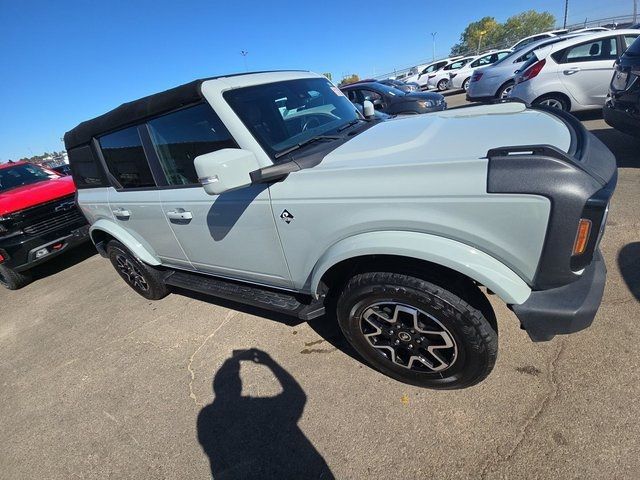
[89,219,161,266]
[309,231,531,306]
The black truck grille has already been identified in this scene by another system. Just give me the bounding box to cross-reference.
[22,209,85,235]
[11,195,87,237]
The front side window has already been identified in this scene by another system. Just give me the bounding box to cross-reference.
[0,163,53,192]
[224,78,361,159]
[626,35,640,55]
[99,126,155,189]
[561,37,618,63]
[147,104,237,186]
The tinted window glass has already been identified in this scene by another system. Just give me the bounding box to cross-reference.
[560,37,618,63]
[68,145,108,188]
[99,126,155,188]
[147,104,237,186]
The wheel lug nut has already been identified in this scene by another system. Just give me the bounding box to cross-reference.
[389,330,394,334]
[395,340,400,345]
[410,330,415,334]
[409,344,413,349]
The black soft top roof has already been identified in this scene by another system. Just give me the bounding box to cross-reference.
[63,71,306,150]
[64,79,205,150]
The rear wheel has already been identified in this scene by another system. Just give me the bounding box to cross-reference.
[437,79,449,91]
[336,272,498,389]
[462,78,471,91]
[497,81,515,99]
[533,93,569,111]
[0,265,32,290]
[107,240,168,300]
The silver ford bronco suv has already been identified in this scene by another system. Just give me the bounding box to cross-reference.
[65,71,616,389]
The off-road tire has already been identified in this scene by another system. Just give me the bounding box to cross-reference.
[337,272,498,389]
[106,240,168,300]
[0,265,32,290]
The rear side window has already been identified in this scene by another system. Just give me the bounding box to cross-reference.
[99,126,155,189]
[554,37,618,63]
[146,104,237,186]
[68,145,108,189]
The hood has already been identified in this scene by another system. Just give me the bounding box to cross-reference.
[320,102,571,169]
[0,175,76,216]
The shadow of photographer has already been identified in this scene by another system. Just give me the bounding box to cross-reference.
[197,348,334,479]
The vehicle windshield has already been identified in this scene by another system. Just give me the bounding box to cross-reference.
[224,78,362,159]
[0,163,53,192]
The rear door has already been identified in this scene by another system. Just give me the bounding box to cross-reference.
[98,126,191,269]
[555,35,620,107]
[146,103,292,289]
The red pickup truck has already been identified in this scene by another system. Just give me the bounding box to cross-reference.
[0,162,88,289]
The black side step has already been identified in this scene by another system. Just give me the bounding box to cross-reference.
[164,270,325,321]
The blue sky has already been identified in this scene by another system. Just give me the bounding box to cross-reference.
[0,0,633,160]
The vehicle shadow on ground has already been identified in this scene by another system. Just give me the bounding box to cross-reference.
[618,242,640,301]
[171,288,359,361]
[197,348,335,479]
[29,242,97,282]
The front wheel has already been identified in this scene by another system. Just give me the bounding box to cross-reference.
[0,265,32,290]
[336,272,497,389]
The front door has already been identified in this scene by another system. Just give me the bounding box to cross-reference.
[143,102,292,288]
[160,186,292,288]
[99,126,191,268]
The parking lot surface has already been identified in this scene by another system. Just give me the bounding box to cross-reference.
[2,92,639,479]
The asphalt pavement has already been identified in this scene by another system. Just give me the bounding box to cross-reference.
[1,92,639,479]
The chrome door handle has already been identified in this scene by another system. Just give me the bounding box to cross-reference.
[112,208,131,219]
[563,67,580,75]
[166,209,193,221]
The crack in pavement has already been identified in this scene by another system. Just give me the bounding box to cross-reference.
[480,340,566,479]
[187,310,236,407]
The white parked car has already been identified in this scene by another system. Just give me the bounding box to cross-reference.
[449,50,511,91]
[511,29,569,51]
[510,30,640,111]
[427,56,475,91]
[404,57,462,89]
[467,34,591,102]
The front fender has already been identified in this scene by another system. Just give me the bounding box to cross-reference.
[89,219,161,266]
[310,231,531,305]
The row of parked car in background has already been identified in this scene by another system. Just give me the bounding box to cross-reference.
[346,25,640,138]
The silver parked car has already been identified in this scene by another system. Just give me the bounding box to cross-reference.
[65,71,616,389]
[467,34,586,101]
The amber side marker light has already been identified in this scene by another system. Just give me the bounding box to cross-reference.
[572,219,592,255]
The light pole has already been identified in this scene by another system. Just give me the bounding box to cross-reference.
[430,32,437,61]
[240,50,249,72]
[563,0,569,29]
[477,30,486,54]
